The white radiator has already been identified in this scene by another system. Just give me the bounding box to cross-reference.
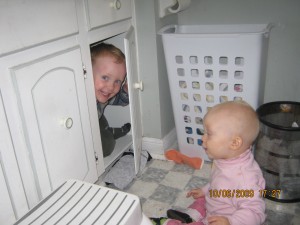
[14,180,152,225]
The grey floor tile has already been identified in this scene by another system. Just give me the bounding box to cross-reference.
[142,199,171,218]
[185,176,209,191]
[150,184,181,204]
[149,159,175,171]
[140,167,169,183]
[193,162,212,179]
[160,171,192,190]
[126,180,159,199]
[172,163,195,174]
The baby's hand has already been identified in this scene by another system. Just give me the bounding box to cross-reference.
[207,216,230,225]
[186,188,204,199]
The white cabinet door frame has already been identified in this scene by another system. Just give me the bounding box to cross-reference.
[125,26,143,174]
[84,0,132,31]
[0,90,29,224]
[0,36,98,206]
[10,46,98,199]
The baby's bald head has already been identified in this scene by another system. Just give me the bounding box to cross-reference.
[205,101,259,147]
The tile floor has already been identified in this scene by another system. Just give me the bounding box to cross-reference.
[102,158,300,225]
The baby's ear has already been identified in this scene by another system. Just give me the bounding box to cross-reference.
[231,136,243,150]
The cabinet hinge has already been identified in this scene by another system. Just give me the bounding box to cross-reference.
[82,65,87,79]
[95,153,99,164]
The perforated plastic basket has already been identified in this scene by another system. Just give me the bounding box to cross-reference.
[159,24,271,160]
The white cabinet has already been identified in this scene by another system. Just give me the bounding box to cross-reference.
[0,90,29,223]
[10,46,99,199]
[84,0,132,30]
[0,0,78,56]
[125,26,143,174]
[0,0,141,223]
[0,167,16,225]
[0,37,102,223]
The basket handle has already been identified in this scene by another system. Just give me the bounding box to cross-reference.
[158,24,177,35]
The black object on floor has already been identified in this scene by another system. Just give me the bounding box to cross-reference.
[167,209,193,223]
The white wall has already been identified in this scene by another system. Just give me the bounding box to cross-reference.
[178,0,300,103]
[134,0,177,139]
[133,0,300,140]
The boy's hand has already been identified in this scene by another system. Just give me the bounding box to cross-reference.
[207,216,230,225]
[123,82,128,93]
[186,188,204,199]
[122,78,128,93]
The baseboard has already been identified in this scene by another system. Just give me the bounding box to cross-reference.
[142,128,177,157]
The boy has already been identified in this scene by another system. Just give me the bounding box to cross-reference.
[91,43,131,157]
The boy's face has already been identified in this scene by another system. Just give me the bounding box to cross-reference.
[93,55,126,103]
[202,112,234,160]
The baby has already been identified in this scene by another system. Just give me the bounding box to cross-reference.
[152,101,266,225]
[91,43,131,157]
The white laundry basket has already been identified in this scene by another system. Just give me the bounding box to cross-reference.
[159,24,271,160]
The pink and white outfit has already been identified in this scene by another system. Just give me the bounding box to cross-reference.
[166,149,266,225]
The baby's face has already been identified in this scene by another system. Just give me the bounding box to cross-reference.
[93,55,126,103]
[202,111,235,160]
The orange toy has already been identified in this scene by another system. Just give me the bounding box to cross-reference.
[165,149,203,170]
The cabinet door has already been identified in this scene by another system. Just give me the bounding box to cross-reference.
[85,0,131,30]
[11,47,98,198]
[0,91,28,224]
[124,27,143,174]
